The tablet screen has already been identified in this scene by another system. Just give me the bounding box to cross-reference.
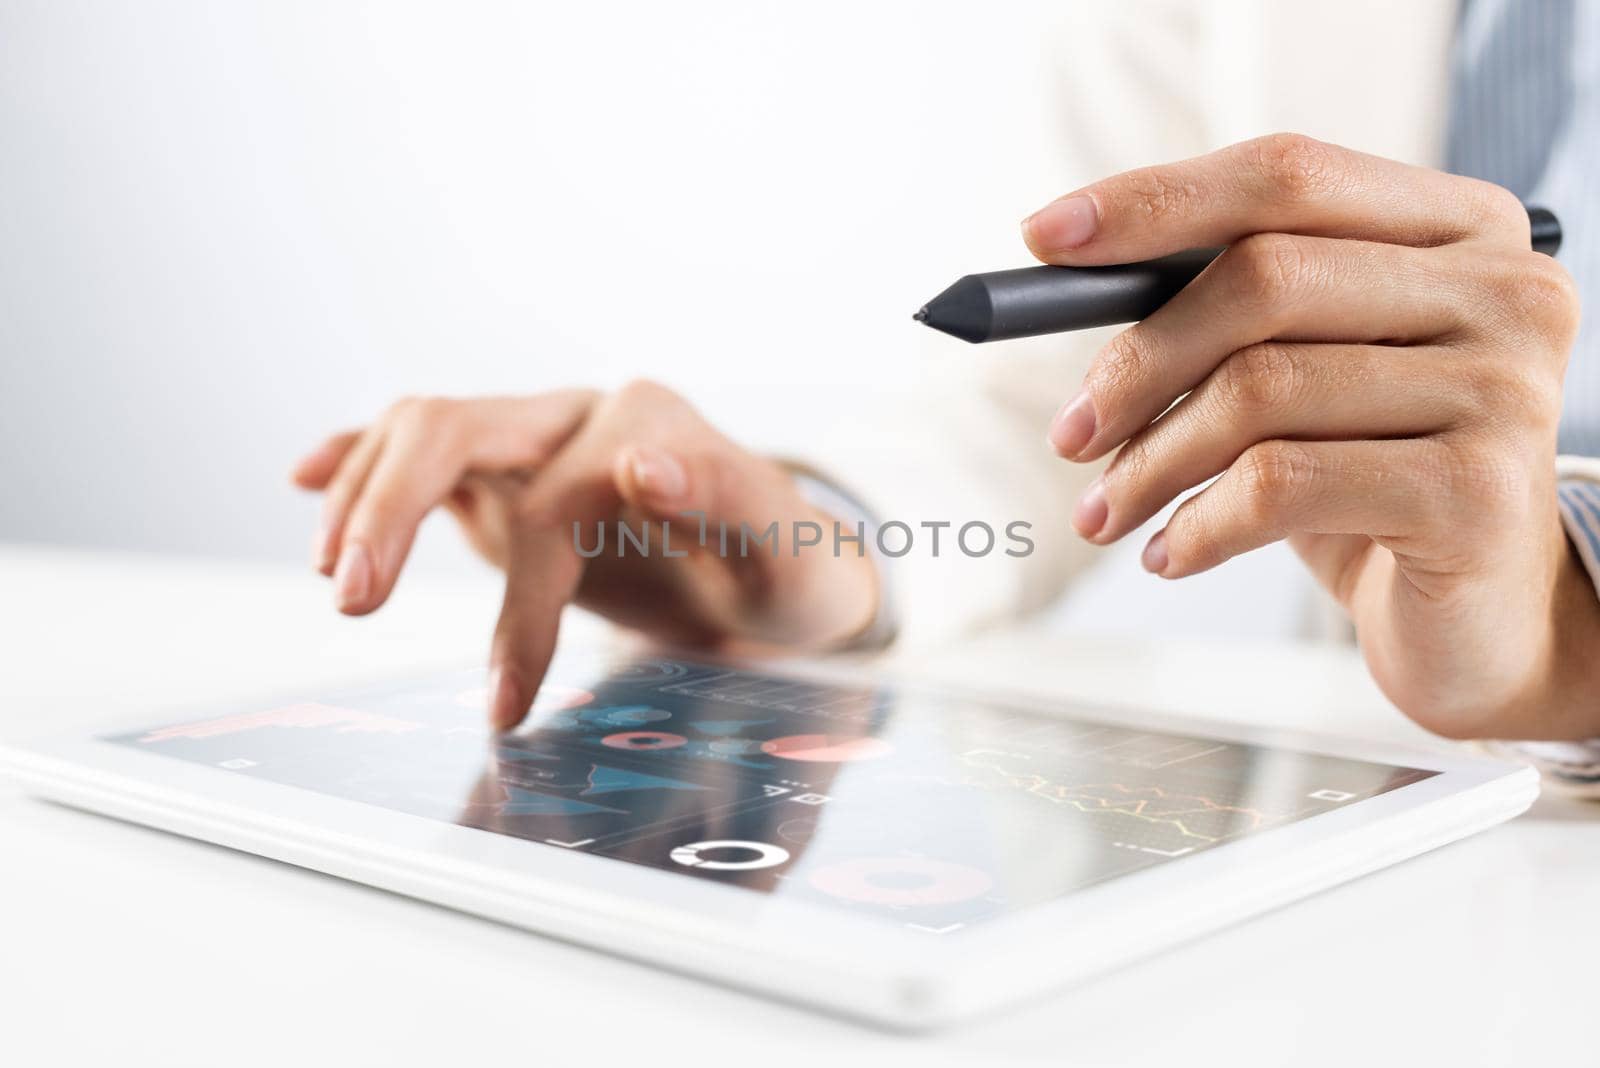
[109,654,1435,934]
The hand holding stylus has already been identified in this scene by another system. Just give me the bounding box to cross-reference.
[291,384,878,729]
[1028,134,1600,739]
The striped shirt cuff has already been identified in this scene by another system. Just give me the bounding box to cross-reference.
[1557,478,1600,599]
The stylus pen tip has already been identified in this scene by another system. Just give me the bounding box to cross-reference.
[912,306,929,322]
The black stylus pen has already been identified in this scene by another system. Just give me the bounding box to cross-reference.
[914,205,1563,344]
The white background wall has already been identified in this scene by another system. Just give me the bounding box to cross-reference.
[0,0,1451,636]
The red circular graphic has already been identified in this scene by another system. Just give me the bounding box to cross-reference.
[602,730,687,750]
[758,734,893,763]
[807,857,994,907]
[532,685,596,713]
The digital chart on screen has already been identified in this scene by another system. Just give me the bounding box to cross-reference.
[111,654,1435,934]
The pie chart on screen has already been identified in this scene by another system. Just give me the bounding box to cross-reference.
[602,731,688,751]
[758,734,893,763]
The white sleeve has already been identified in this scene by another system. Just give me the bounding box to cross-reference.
[782,6,1228,650]
[791,340,1107,650]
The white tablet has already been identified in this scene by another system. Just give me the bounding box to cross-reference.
[0,648,1536,1029]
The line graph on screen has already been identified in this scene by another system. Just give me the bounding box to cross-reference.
[959,749,1279,844]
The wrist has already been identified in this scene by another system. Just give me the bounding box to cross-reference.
[1474,539,1600,796]
[787,467,895,652]
[1531,539,1600,738]
[806,505,886,651]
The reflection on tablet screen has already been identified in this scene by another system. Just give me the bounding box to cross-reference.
[109,655,1435,934]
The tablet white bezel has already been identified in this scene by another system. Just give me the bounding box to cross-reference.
[0,657,1538,1027]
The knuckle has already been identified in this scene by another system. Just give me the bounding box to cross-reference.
[1504,252,1581,340]
[1109,436,1153,485]
[1489,363,1561,433]
[1235,440,1317,521]
[1249,132,1338,204]
[415,395,458,427]
[1093,329,1154,396]
[614,377,673,406]
[1445,438,1532,512]
[389,394,455,428]
[1467,180,1529,241]
[1216,343,1303,416]
[403,395,464,454]
[1121,166,1203,224]
[1225,232,1310,308]
[386,394,422,420]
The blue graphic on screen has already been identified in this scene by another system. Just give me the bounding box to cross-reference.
[109,654,1436,934]
[495,745,557,765]
[580,765,708,796]
[500,786,623,817]
[579,706,671,728]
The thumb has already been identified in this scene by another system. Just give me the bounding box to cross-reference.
[487,524,586,730]
[613,443,694,516]
[613,442,800,534]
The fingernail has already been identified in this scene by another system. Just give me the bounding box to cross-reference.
[1048,391,1097,457]
[488,664,523,731]
[1023,194,1098,252]
[333,542,373,611]
[1071,478,1109,539]
[1141,530,1170,575]
[631,447,687,499]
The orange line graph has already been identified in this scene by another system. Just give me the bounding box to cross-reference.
[961,751,1274,842]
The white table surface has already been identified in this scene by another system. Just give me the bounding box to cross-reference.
[1,545,1594,1067]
